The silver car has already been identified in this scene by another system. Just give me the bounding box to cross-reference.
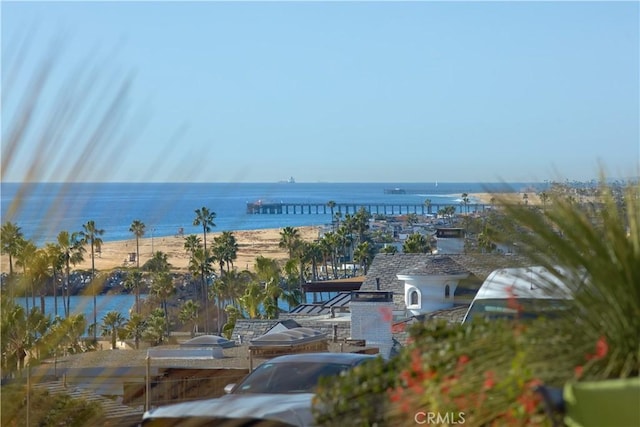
[141,352,377,426]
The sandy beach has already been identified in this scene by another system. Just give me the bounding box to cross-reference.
[1,191,533,274]
[1,226,323,274]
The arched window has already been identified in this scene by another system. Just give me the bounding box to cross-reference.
[410,290,419,305]
[445,285,450,298]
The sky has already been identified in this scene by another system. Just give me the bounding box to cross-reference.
[1,1,638,183]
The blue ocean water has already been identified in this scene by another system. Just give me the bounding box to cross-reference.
[1,182,539,245]
[14,294,138,322]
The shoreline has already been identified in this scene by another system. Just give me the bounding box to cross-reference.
[1,191,528,274]
[77,225,323,273]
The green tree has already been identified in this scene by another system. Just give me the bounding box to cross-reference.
[238,281,264,319]
[353,241,375,275]
[125,313,146,350]
[101,310,125,350]
[380,245,398,255]
[143,250,172,273]
[129,219,146,268]
[30,248,52,314]
[0,221,23,277]
[80,220,104,342]
[44,242,64,317]
[143,309,168,346]
[150,271,175,337]
[188,246,214,333]
[213,231,238,274]
[57,230,85,317]
[14,239,36,310]
[279,226,301,258]
[327,200,337,230]
[183,234,202,256]
[402,233,431,254]
[461,192,470,214]
[193,206,216,257]
[178,299,200,338]
[124,269,145,314]
[424,198,432,215]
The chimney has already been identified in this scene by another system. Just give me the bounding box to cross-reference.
[349,291,394,359]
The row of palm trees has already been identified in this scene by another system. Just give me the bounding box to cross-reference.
[1,201,444,374]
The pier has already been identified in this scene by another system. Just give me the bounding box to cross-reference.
[246,201,489,215]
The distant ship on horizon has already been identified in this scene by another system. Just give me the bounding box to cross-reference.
[277,176,296,184]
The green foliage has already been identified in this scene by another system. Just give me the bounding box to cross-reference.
[1,383,103,427]
[315,179,639,426]
[402,233,431,253]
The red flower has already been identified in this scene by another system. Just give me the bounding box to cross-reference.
[483,371,496,390]
[594,335,608,360]
[506,284,524,312]
[574,365,584,379]
[387,386,403,403]
[517,392,540,415]
[457,354,470,367]
[378,306,393,322]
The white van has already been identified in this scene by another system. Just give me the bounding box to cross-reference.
[462,266,575,324]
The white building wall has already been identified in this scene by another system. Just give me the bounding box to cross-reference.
[349,299,394,359]
[401,275,461,316]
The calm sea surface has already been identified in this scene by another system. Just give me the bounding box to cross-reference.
[4,182,542,327]
[14,294,139,322]
[1,182,538,245]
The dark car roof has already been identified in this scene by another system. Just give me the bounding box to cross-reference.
[264,352,377,366]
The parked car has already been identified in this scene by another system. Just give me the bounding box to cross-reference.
[141,352,378,426]
[462,266,575,323]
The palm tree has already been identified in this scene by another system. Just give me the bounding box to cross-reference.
[30,248,52,314]
[353,241,375,275]
[183,234,202,257]
[238,281,264,319]
[213,231,238,273]
[461,192,470,214]
[424,199,432,215]
[125,313,146,350]
[193,206,216,258]
[14,239,36,311]
[402,233,431,254]
[0,221,23,277]
[279,226,301,258]
[143,250,172,273]
[44,243,64,317]
[178,299,200,338]
[327,201,337,230]
[101,310,125,350]
[80,220,104,342]
[57,230,85,317]
[143,309,168,346]
[188,247,214,333]
[124,269,144,314]
[129,219,146,269]
[381,245,398,254]
[353,208,371,245]
[150,271,175,337]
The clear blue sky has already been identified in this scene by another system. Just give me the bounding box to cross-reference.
[2,1,638,183]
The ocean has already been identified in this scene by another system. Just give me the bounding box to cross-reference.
[1,182,539,245]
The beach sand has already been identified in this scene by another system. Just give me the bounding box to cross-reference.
[1,191,536,274]
[1,226,322,274]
